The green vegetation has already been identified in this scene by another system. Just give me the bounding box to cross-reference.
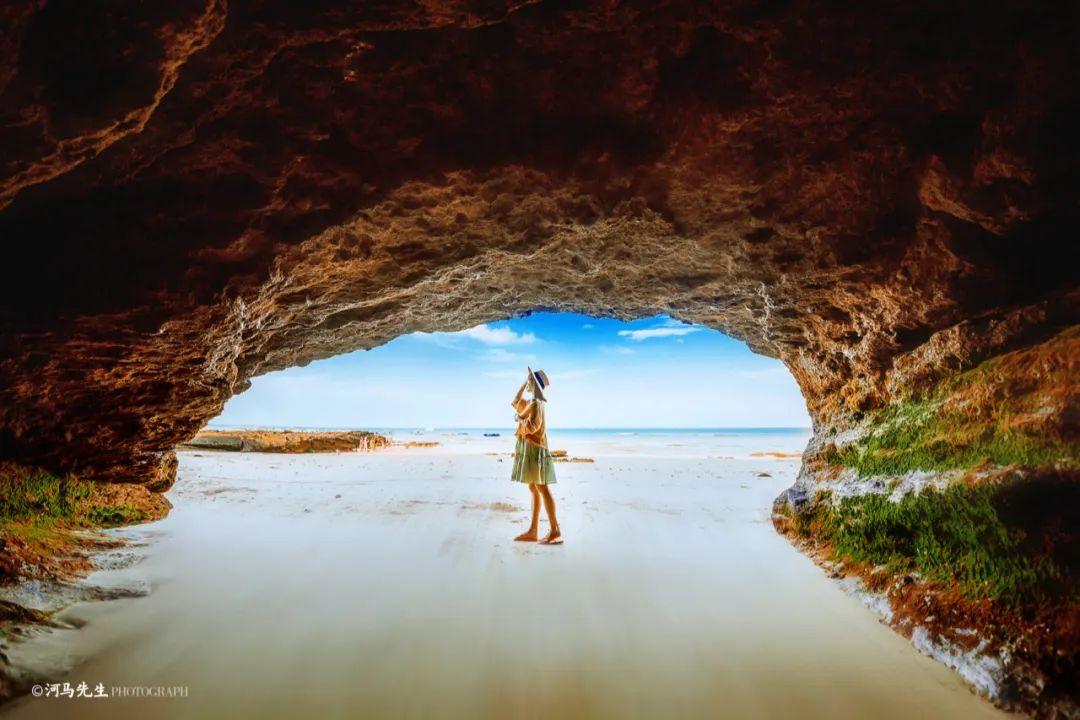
[826,333,1079,477]
[85,504,147,527]
[797,332,1080,611]
[0,467,93,525]
[825,395,1075,476]
[0,468,97,564]
[0,466,157,574]
[793,484,1076,607]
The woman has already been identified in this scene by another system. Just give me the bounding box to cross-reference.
[510,366,561,544]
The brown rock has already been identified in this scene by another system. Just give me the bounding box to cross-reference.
[181,429,390,454]
[0,1,1075,489]
[88,481,172,523]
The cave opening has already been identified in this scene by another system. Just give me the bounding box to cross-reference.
[183,309,813,527]
[206,311,811,436]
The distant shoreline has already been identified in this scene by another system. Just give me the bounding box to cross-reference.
[181,429,390,453]
[204,425,813,433]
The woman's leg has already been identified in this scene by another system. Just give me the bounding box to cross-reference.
[537,484,562,544]
[514,484,540,541]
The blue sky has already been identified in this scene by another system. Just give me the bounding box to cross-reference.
[212,313,810,429]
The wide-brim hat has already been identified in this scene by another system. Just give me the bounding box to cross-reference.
[528,367,549,397]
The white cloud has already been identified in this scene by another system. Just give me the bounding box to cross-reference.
[412,323,537,348]
[618,325,701,341]
[582,323,594,329]
[477,348,536,363]
[457,324,536,345]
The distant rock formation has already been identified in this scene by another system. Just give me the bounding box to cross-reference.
[181,429,390,454]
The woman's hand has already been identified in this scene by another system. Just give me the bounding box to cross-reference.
[512,375,528,405]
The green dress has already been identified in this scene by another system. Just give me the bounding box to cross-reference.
[510,437,557,485]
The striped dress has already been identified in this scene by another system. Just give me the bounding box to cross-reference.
[510,398,556,485]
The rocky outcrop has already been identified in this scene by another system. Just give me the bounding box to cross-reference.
[181,429,389,453]
[0,1,1076,713]
[1,0,1076,489]
[772,327,1077,716]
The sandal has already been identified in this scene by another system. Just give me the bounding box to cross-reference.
[540,526,564,545]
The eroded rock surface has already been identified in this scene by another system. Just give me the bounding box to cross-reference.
[0,1,1077,713]
[1,0,1076,487]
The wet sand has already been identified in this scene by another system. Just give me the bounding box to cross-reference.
[2,440,1006,719]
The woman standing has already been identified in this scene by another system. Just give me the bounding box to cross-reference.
[510,367,562,544]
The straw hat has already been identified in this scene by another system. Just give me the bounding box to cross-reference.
[528,366,549,400]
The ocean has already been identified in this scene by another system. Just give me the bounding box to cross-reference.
[205,425,812,459]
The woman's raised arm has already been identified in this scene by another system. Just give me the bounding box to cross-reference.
[511,377,528,412]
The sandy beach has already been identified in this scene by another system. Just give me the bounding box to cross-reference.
[1,430,1006,719]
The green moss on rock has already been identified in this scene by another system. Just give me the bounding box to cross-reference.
[827,330,1079,477]
[85,504,148,527]
[0,464,167,577]
[794,479,1078,608]
[0,468,94,525]
[825,397,1075,476]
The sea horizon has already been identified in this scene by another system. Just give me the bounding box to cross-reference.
[203,424,812,433]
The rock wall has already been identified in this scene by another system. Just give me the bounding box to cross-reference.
[1,0,1075,488]
[0,1,1077,712]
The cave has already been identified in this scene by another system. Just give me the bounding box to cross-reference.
[0,0,1076,715]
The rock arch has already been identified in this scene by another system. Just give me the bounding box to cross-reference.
[1,0,1074,488]
[0,1,1076,712]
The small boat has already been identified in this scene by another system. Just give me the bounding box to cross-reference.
[483,432,500,437]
